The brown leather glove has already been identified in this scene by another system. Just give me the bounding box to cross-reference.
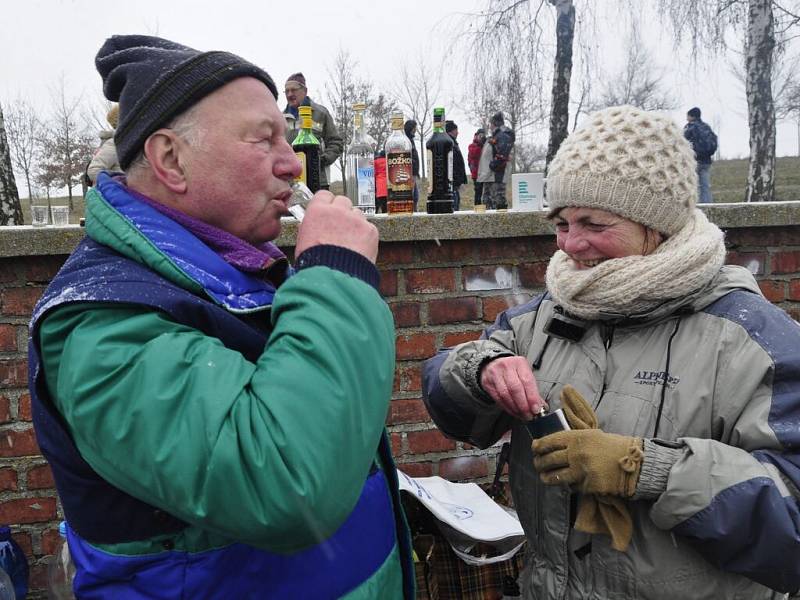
[532,385,643,551]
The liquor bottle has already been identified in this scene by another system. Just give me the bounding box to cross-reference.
[47,521,75,599]
[292,105,322,193]
[384,112,415,215]
[425,107,454,214]
[345,103,376,215]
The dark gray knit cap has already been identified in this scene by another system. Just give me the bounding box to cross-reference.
[96,35,278,169]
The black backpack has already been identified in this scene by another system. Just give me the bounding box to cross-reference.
[693,122,718,159]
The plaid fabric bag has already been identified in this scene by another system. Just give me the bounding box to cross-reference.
[402,443,525,600]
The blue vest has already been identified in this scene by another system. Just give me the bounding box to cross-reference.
[29,181,413,598]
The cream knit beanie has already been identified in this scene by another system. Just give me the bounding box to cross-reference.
[546,105,698,236]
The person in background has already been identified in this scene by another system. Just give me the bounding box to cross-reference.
[283,72,343,190]
[445,120,467,211]
[468,128,486,207]
[423,105,800,599]
[480,111,515,209]
[374,149,388,214]
[30,34,413,599]
[86,103,122,185]
[403,119,421,211]
[683,107,718,204]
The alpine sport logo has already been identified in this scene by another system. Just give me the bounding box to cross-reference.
[633,370,680,389]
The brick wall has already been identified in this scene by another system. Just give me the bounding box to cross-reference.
[2,213,800,595]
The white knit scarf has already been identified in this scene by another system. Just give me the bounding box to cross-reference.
[545,210,726,320]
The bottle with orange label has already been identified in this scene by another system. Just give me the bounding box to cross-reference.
[292,105,321,193]
[384,112,414,215]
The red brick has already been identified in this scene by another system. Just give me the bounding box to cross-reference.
[518,262,549,287]
[0,397,10,423]
[18,394,31,422]
[789,280,800,301]
[427,297,480,325]
[416,240,473,263]
[0,497,57,524]
[0,468,17,492]
[1,287,44,316]
[759,280,785,302]
[462,265,514,291]
[41,527,62,555]
[405,269,456,294]
[771,251,800,275]
[388,398,430,425]
[397,461,434,478]
[407,429,456,454]
[726,226,800,248]
[12,530,31,556]
[390,432,403,456]
[481,237,557,261]
[0,260,18,284]
[0,360,28,389]
[787,306,800,323]
[396,333,437,361]
[27,464,55,490]
[396,364,422,393]
[0,325,16,352]
[0,427,40,457]
[725,251,766,275]
[379,269,398,297]
[29,562,50,590]
[390,302,421,328]
[439,456,489,481]
[482,294,534,323]
[377,243,415,266]
[25,256,67,282]
[443,330,483,347]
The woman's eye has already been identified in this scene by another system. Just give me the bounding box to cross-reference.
[554,222,569,231]
[586,223,608,232]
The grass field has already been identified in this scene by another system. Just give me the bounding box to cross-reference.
[19,156,800,223]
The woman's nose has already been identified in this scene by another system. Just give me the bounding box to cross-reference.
[560,229,589,253]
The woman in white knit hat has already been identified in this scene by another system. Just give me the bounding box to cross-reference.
[423,105,800,599]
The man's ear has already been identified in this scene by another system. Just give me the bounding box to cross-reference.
[143,130,189,194]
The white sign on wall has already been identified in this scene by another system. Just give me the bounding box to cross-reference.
[511,172,545,211]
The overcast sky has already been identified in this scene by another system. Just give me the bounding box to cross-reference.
[1,0,798,176]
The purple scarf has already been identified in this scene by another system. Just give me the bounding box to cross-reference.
[125,182,288,284]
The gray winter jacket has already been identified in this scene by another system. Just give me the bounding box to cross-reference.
[423,265,800,599]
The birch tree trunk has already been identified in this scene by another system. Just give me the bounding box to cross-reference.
[546,0,576,167]
[745,0,776,202]
[0,105,23,226]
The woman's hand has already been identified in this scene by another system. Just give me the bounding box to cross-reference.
[479,356,546,420]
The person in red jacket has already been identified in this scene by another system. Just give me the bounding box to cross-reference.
[374,150,388,214]
[468,129,486,206]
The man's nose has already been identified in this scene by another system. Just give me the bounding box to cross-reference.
[275,140,302,179]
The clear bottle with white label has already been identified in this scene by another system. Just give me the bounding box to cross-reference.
[345,103,375,215]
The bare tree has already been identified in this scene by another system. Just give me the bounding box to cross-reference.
[0,103,24,225]
[38,79,95,209]
[590,27,677,112]
[325,48,373,194]
[515,140,548,172]
[653,0,800,201]
[546,0,576,166]
[365,93,399,152]
[783,82,800,156]
[394,53,442,179]
[461,4,549,137]
[5,98,43,200]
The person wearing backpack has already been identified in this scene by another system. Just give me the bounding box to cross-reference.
[684,107,718,204]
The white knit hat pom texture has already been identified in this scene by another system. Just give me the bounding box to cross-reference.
[547,105,698,236]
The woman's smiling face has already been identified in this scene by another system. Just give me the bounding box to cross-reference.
[552,207,663,270]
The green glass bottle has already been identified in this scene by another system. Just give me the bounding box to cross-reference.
[292,105,322,192]
[425,107,454,214]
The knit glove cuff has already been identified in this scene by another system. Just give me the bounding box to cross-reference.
[633,439,684,500]
[464,345,515,404]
